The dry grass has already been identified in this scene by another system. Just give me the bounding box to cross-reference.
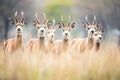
[0,39,120,80]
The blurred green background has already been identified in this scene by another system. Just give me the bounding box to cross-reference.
[0,0,120,44]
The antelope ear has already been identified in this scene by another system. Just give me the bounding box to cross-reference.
[97,22,102,28]
[24,18,28,25]
[9,17,15,25]
[102,28,104,33]
[82,22,86,28]
[58,23,62,29]
[33,21,36,27]
[47,20,51,27]
[71,22,75,28]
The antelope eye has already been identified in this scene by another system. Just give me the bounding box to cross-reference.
[44,27,46,28]
[37,27,40,29]
[87,28,90,30]
[95,34,97,36]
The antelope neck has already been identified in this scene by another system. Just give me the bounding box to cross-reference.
[63,39,69,45]
[15,32,22,46]
[88,32,94,49]
[95,42,100,51]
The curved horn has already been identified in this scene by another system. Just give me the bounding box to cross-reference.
[61,15,65,27]
[42,12,47,24]
[15,11,18,23]
[85,16,90,25]
[20,11,24,23]
[92,15,96,25]
[35,12,40,24]
[52,18,55,28]
[68,16,71,26]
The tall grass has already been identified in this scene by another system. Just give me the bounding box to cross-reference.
[0,39,120,80]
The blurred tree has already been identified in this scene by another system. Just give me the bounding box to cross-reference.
[44,0,74,23]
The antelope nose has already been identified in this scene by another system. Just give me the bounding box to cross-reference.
[65,33,68,36]
[91,31,94,34]
[18,28,21,31]
[99,37,102,40]
[51,35,54,38]
[41,30,44,33]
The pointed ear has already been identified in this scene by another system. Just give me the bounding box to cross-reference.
[24,18,28,25]
[102,28,104,33]
[82,22,86,28]
[58,23,62,29]
[71,22,75,28]
[33,21,36,27]
[97,22,102,28]
[9,17,15,25]
[47,20,51,27]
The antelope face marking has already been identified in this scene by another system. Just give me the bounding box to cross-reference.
[37,24,46,36]
[58,16,75,40]
[83,16,98,35]
[93,31,103,42]
[33,12,48,37]
[47,29,56,41]
[15,23,23,33]
[9,11,27,35]
[87,25,97,34]
[62,27,71,40]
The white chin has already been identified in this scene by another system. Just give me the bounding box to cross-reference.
[17,32,22,34]
[64,36,68,40]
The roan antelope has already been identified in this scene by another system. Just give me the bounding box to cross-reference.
[26,12,48,53]
[45,19,57,54]
[3,11,27,54]
[70,16,100,53]
[54,16,75,54]
[93,24,104,51]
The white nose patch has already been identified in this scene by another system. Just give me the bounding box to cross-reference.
[16,26,23,32]
[63,30,70,39]
[38,27,46,35]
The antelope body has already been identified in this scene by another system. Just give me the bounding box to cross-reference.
[27,12,48,53]
[3,11,27,54]
[54,16,75,54]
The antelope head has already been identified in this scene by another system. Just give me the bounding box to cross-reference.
[33,12,48,37]
[58,16,75,40]
[47,19,57,42]
[9,11,27,35]
[83,15,99,35]
[93,23,104,42]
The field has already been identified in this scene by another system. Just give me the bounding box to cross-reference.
[0,39,120,80]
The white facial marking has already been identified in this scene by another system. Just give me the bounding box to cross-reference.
[63,30,70,39]
[16,26,23,32]
[37,25,46,37]
[93,32,103,42]
[87,25,96,34]
[47,29,55,41]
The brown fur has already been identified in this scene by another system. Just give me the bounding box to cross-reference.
[3,35,24,54]
[53,39,70,54]
[27,37,45,53]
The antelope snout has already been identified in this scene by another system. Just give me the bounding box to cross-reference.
[17,28,21,31]
[99,37,102,40]
[41,30,44,33]
[91,31,94,34]
[65,33,68,36]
